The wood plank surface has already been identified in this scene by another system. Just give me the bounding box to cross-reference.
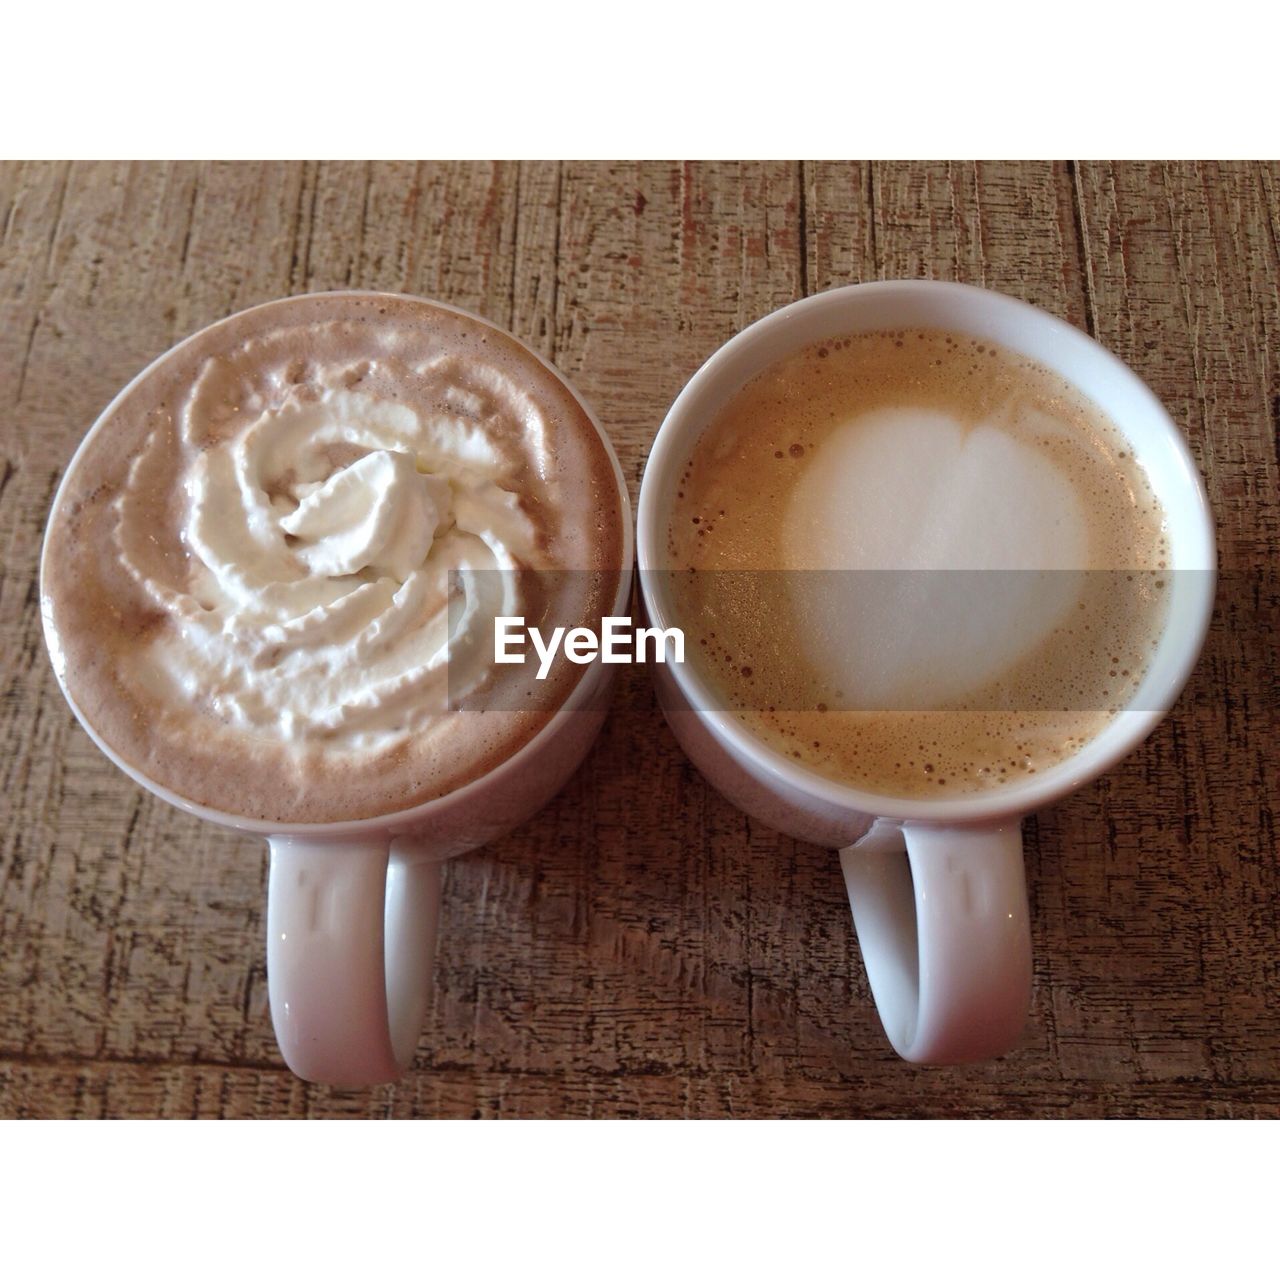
[1,161,1276,1118]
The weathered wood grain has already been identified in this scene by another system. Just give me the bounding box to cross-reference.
[0,161,1276,1118]
[1062,161,1280,1085]
[4,1058,1279,1120]
[806,159,1088,325]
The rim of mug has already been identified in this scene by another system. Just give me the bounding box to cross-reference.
[636,279,1217,825]
[39,289,635,839]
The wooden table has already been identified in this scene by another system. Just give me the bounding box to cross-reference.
[1,162,1276,1118]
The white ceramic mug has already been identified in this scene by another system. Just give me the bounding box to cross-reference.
[636,280,1215,1065]
[41,294,633,1087]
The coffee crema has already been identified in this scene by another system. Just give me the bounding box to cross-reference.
[663,328,1170,798]
[42,294,624,823]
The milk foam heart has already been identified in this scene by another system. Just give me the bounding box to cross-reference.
[783,407,1087,708]
[784,407,1088,571]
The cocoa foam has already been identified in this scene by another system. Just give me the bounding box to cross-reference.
[42,293,624,823]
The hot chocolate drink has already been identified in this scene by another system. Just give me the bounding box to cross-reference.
[42,293,624,823]
[664,328,1170,798]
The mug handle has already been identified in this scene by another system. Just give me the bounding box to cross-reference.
[839,820,1031,1063]
[266,835,442,1085]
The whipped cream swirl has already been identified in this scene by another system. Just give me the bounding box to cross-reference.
[113,344,550,751]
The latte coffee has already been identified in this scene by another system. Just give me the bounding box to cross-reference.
[664,328,1170,798]
[42,293,624,823]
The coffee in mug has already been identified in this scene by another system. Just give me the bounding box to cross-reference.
[42,291,632,1085]
[638,282,1214,1066]
[663,327,1171,798]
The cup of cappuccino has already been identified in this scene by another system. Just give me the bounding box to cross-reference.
[637,281,1215,1064]
[41,292,631,1085]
